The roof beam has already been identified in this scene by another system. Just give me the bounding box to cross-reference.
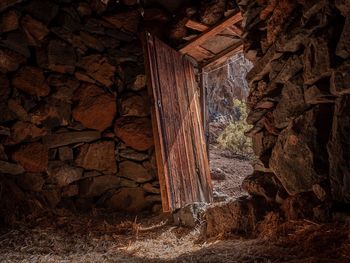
[179,12,242,54]
[185,19,209,32]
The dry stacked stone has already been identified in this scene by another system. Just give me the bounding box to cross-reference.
[0,0,166,224]
[238,0,350,221]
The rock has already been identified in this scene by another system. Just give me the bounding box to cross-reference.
[12,142,48,173]
[131,74,146,91]
[24,0,59,24]
[48,39,76,74]
[0,74,10,102]
[7,99,29,121]
[210,167,226,180]
[336,17,350,59]
[83,170,102,179]
[203,196,267,237]
[0,48,26,73]
[106,187,148,212]
[335,0,350,16]
[12,66,49,97]
[213,191,229,202]
[281,192,320,220]
[242,172,280,202]
[143,183,160,194]
[72,84,116,131]
[43,188,61,208]
[79,175,120,197]
[17,173,44,192]
[251,131,277,167]
[79,31,104,52]
[173,203,208,227]
[62,184,79,197]
[119,147,149,162]
[120,178,138,188]
[273,79,307,129]
[0,144,7,160]
[75,141,117,173]
[21,15,49,45]
[11,121,47,143]
[145,194,161,203]
[43,131,101,148]
[47,162,83,187]
[304,85,335,104]
[114,117,153,151]
[30,98,71,128]
[270,106,333,195]
[303,37,331,85]
[330,62,350,96]
[0,10,19,33]
[0,0,23,12]
[328,96,350,204]
[103,11,140,33]
[78,55,115,87]
[58,147,73,162]
[0,160,24,175]
[200,0,226,25]
[119,161,154,183]
[121,93,150,117]
[312,184,328,202]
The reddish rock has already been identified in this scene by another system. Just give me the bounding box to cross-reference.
[131,74,146,91]
[0,9,19,33]
[103,10,140,33]
[48,39,76,74]
[12,66,49,97]
[75,141,117,173]
[62,184,79,197]
[121,93,150,117]
[72,84,116,131]
[12,142,48,172]
[119,161,154,183]
[17,172,44,192]
[21,15,49,45]
[11,121,47,143]
[0,48,25,73]
[106,187,148,212]
[78,55,115,87]
[114,117,153,151]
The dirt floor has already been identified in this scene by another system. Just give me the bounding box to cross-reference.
[0,209,349,263]
[209,145,253,199]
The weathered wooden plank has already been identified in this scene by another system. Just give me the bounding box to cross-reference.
[180,11,242,54]
[185,19,209,32]
[202,42,243,69]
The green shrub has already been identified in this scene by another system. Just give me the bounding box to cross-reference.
[217,99,253,157]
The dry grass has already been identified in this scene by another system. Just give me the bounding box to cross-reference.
[0,209,349,263]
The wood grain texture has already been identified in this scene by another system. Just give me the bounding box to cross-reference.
[145,33,212,211]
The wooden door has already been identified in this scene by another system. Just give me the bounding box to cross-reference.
[144,33,212,212]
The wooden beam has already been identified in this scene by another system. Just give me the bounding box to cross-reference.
[202,41,243,69]
[227,25,243,36]
[179,11,242,54]
[185,19,209,32]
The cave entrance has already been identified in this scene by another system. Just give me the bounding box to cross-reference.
[201,53,254,200]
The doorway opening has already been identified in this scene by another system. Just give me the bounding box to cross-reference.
[202,52,254,200]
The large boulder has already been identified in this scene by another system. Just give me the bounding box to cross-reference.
[114,117,153,151]
[73,84,116,131]
[12,142,48,172]
[270,105,333,195]
[75,141,117,173]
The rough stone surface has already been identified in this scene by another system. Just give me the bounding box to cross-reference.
[75,141,117,173]
[73,84,116,131]
[119,161,154,183]
[114,117,153,151]
[17,173,44,192]
[270,107,332,195]
[79,175,120,197]
[12,66,49,96]
[0,160,24,175]
[48,162,83,187]
[11,121,46,143]
[106,187,148,212]
[43,131,101,149]
[119,147,149,162]
[121,93,150,117]
[12,142,48,173]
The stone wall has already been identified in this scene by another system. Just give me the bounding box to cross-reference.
[239,0,350,220]
[0,0,164,225]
